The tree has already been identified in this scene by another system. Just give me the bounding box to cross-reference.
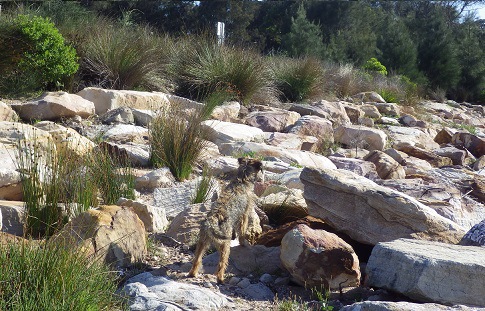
[282,4,325,58]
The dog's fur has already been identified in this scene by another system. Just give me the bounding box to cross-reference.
[188,157,263,283]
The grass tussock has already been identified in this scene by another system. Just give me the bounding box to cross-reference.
[0,240,123,311]
[149,103,212,181]
[271,56,325,102]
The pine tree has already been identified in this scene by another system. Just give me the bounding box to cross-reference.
[282,4,325,58]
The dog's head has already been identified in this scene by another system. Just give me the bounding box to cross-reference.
[237,157,263,182]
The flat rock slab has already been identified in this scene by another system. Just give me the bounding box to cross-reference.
[341,301,485,311]
[300,167,465,245]
[366,238,485,307]
[123,272,230,310]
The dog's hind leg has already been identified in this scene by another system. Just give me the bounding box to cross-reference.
[215,241,231,284]
[238,209,250,246]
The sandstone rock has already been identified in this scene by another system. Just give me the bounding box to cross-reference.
[101,124,149,145]
[287,115,334,143]
[378,116,400,125]
[280,224,360,289]
[99,141,150,167]
[53,205,146,268]
[0,200,24,236]
[366,238,485,307]
[301,167,465,245]
[34,121,95,157]
[265,169,304,190]
[201,120,265,145]
[361,105,381,119]
[358,117,374,127]
[123,272,230,310]
[373,102,400,116]
[394,143,453,167]
[132,109,154,127]
[0,169,22,200]
[474,155,485,171]
[387,126,440,150]
[383,148,407,165]
[451,131,485,158]
[237,282,274,301]
[259,189,308,225]
[210,101,240,121]
[334,125,387,151]
[256,216,333,247]
[219,141,337,170]
[11,92,95,121]
[135,168,175,191]
[363,150,405,179]
[245,109,300,132]
[0,101,18,121]
[343,105,364,124]
[99,107,134,124]
[472,175,485,204]
[265,132,318,151]
[402,156,434,175]
[328,156,379,180]
[341,301,484,311]
[399,114,420,127]
[434,145,468,166]
[459,219,485,247]
[290,100,351,126]
[435,127,457,145]
[117,198,168,233]
[352,91,386,103]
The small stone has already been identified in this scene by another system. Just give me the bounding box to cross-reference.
[259,273,273,284]
[229,277,241,285]
[237,278,251,289]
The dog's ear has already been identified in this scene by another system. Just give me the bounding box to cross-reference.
[251,160,263,173]
[238,157,246,165]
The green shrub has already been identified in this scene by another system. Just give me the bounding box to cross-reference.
[150,103,211,181]
[272,57,325,102]
[363,57,387,76]
[322,62,370,98]
[0,240,123,310]
[0,14,78,95]
[173,37,274,104]
[191,166,216,204]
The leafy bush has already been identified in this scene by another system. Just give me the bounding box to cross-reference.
[271,57,325,102]
[191,166,216,204]
[0,240,123,311]
[363,57,388,76]
[150,103,211,181]
[173,37,274,104]
[80,18,167,90]
[0,14,78,95]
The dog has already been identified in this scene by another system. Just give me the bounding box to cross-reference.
[188,157,263,283]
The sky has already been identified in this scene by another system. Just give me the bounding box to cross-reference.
[469,2,485,19]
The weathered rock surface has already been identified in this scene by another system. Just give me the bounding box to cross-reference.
[123,272,230,310]
[265,132,318,151]
[117,198,168,233]
[210,101,240,121]
[101,124,149,145]
[0,101,18,121]
[395,143,453,167]
[374,102,400,116]
[135,168,175,191]
[287,115,334,143]
[352,91,386,103]
[388,126,440,150]
[290,100,351,126]
[100,141,150,167]
[53,205,146,268]
[341,301,485,311]
[434,145,469,166]
[259,188,308,225]
[434,127,456,145]
[328,156,379,180]
[11,92,95,121]
[100,107,135,125]
[280,224,360,289]
[363,150,405,179]
[0,200,24,236]
[451,131,485,158]
[0,168,22,200]
[301,167,465,245]
[460,219,485,247]
[245,109,300,132]
[366,238,485,307]
[361,104,382,119]
[334,125,387,151]
[201,120,265,145]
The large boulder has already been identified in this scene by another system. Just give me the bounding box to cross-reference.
[334,125,387,151]
[210,101,240,121]
[287,115,334,143]
[352,91,386,103]
[117,198,168,233]
[245,109,300,132]
[0,168,22,200]
[0,200,24,235]
[373,102,400,116]
[394,143,453,167]
[11,92,95,121]
[366,238,485,307]
[53,205,146,268]
[101,124,149,145]
[387,126,440,150]
[201,120,265,146]
[123,272,230,310]
[451,131,485,158]
[301,167,465,245]
[363,150,405,179]
[219,141,337,170]
[328,156,379,181]
[290,100,351,126]
[341,301,484,311]
[280,224,360,289]
[265,132,318,151]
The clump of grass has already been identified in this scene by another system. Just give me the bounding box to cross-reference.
[191,166,216,204]
[173,36,275,104]
[322,62,370,98]
[149,103,211,181]
[88,144,135,205]
[80,18,166,90]
[271,56,325,102]
[0,240,123,310]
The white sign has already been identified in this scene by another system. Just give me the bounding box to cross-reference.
[217,21,225,45]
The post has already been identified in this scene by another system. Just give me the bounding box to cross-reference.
[217,22,225,46]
